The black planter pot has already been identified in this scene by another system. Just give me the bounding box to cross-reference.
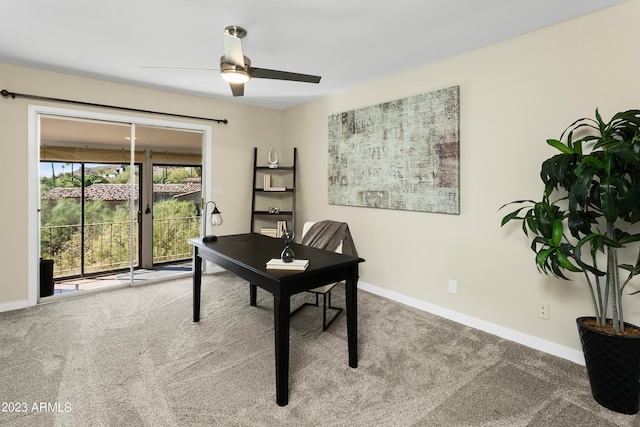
[577,316,640,415]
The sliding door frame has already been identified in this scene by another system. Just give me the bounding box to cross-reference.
[28,105,213,305]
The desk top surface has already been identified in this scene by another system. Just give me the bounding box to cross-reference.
[189,233,364,281]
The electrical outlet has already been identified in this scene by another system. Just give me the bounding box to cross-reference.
[448,279,458,295]
[538,303,549,320]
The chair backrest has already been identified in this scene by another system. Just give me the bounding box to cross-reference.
[301,221,343,254]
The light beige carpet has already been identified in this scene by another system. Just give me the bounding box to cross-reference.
[0,271,638,426]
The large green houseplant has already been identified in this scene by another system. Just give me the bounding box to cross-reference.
[500,109,640,414]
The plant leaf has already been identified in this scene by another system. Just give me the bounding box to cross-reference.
[536,247,555,270]
[546,139,575,154]
[600,177,619,223]
[556,245,582,272]
[619,233,640,245]
[552,219,563,247]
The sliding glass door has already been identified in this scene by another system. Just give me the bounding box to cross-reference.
[39,117,138,295]
[30,106,211,303]
[37,114,207,298]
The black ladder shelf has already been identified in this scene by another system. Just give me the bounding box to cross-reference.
[250,147,297,234]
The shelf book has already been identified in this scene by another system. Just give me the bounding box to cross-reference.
[266,258,309,271]
[276,220,287,237]
[260,221,288,238]
[260,228,278,238]
[263,174,286,191]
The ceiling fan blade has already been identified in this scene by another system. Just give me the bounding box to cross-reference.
[250,67,321,84]
[224,33,245,68]
[230,82,244,97]
[140,66,219,70]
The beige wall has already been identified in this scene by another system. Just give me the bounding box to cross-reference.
[0,62,283,307]
[283,0,640,358]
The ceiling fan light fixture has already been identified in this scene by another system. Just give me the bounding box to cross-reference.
[221,68,250,84]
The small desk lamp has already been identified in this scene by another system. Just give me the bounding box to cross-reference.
[202,201,223,242]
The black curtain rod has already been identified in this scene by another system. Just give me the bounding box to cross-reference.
[1,89,228,124]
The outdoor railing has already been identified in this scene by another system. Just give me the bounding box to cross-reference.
[152,216,200,264]
[40,216,200,278]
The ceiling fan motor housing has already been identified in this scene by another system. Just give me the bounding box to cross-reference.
[220,55,251,83]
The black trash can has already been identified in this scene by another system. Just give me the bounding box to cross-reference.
[39,258,54,297]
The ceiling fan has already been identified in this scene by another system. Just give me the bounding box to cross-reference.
[220,26,321,97]
[142,26,322,97]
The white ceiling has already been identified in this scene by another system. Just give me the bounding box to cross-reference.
[1,0,627,110]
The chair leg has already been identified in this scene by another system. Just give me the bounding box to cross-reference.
[290,289,343,331]
[322,290,343,331]
[290,292,319,317]
[322,293,327,330]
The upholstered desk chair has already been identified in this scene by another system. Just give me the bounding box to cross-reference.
[289,221,344,331]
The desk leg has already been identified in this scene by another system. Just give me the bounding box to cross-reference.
[193,247,202,322]
[346,270,358,368]
[273,295,290,406]
[249,283,257,306]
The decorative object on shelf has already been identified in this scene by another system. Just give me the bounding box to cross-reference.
[268,207,280,214]
[268,147,278,168]
[202,200,223,243]
[500,109,640,414]
[280,229,295,262]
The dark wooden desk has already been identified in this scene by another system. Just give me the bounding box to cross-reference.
[189,233,365,406]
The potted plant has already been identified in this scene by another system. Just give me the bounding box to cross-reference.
[500,109,640,414]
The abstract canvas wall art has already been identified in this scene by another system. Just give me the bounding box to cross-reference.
[328,86,460,214]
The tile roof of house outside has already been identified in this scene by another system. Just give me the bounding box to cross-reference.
[43,183,201,201]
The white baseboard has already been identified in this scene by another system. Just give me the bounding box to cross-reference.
[357,281,585,366]
[0,299,29,314]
